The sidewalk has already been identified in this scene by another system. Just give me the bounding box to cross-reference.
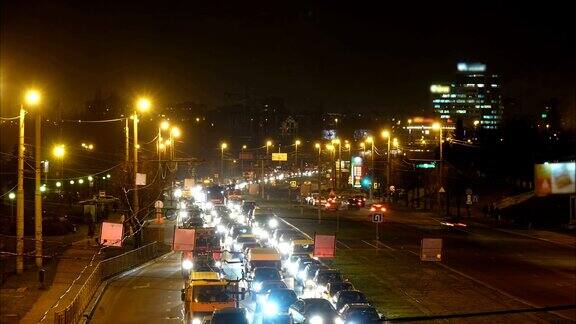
[2,238,102,324]
[1,229,103,324]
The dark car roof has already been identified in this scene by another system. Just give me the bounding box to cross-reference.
[337,290,365,298]
[213,307,246,315]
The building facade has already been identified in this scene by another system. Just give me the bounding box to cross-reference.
[431,62,503,138]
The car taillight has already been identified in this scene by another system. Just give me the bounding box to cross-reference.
[357,202,361,206]
[382,207,387,212]
[370,207,376,211]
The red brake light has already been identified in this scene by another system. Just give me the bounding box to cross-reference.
[382,207,387,212]
[370,207,376,212]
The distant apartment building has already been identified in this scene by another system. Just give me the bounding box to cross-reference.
[430,62,503,137]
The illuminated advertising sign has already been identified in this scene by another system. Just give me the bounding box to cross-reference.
[351,156,363,188]
[430,84,450,93]
[535,162,575,196]
[271,153,288,161]
[457,62,486,72]
[322,129,337,140]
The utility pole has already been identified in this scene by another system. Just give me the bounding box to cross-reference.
[35,111,43,268]
[316,144,322,224]
[133,112,139,227]
[16,106,25,274]
[125,118,130,171]
[386,136,391,198]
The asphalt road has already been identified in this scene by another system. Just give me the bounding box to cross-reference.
[272,201,576,321]
[89,200,575,323]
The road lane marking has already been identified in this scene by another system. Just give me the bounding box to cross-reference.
[337,240,352,249]
[376,240,397,251]
[361,240,378,249]
[132,283,150,289]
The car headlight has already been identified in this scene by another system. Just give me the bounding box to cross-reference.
[217,224,226,233]
[215,261,222,268]
[234,243,242,251]
[192,318,201,324]
[253,282,262,292]
[264,301,279,316]
[278,242,291,254]
[181,259,193,270]
[334,317,344,324]
[268,219,278,228]
[309,315,324,324]
[298,270,306,279]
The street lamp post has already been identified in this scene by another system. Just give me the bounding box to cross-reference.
[221,142,227,181]
[432,122,444,213]
[241,145,247,178]
[28,90,44,268]
[16,104,25,273]
[315,143,322,224]
[381,130,391,198]
[133,97,151,236]
[9,192,16,222]
[170,126,181,160]
[294,140,301,170]
[366,136,374,203]
[327,144,335,190]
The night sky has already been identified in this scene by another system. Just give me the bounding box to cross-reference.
[1,1,574,116]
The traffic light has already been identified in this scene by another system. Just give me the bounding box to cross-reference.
[361,176,372,189]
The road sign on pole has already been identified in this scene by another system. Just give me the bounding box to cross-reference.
[372,213,384,223]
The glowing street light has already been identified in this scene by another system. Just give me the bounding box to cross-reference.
[136,97,151,112]
[88,176,94,181]
[8,192,16,200]
[78,179,84,184]
[160,120,170,130]
[69,180,75,185]
[266,140,273,155]
[171,127,181,138]
[25,90,41,106]
[56,181,62,188]
[52,144,66,158]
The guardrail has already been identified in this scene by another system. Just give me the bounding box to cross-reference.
[54,242,161,324]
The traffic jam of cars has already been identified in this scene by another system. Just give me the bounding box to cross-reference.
[175,184,385,324]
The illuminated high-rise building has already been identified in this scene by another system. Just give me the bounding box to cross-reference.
[430,62,503,136]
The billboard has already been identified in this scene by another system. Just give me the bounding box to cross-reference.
[313,234,336,258]
[535,162,575,196]
[173,228,196,251]
[322,129,337,140]
[421,238,442,261]
[271,153,288,161]
[100,222,124,247]
[351,156,363,188]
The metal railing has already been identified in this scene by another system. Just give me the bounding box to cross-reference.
[54,242,161,324]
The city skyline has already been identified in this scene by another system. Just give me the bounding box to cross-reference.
[1,2,574,117]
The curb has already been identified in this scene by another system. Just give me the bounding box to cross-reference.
[81,251,173,323]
